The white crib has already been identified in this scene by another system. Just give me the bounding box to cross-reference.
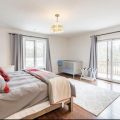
[58,60,83,78]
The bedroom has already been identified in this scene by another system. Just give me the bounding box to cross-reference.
[0,0,120,119]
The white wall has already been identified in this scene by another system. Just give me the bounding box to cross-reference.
[68,25,120,68]
[68,33,91,67]
[0,27,68,73]
[49,36,69,73]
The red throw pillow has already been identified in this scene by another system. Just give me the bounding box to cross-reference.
[4,83,10,93]
[0,67,10,82]
[0,75,10,93]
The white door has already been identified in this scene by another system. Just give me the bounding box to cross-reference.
[97,39,120,83]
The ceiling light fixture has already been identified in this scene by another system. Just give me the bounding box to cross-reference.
[51,14,63,33]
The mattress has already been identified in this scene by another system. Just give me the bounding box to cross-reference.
[0,71,48,119]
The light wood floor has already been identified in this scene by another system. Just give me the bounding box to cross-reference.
[38,73,120,119]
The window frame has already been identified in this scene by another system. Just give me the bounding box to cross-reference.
[23,37,47,69]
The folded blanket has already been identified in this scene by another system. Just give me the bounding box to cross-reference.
[49,76,71,104]
[25,69,75,104]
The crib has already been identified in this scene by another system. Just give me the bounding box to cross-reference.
[58,60,83,78]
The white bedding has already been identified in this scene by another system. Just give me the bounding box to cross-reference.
[0,71,48,119]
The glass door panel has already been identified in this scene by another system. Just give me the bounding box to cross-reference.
[25,40,35,68]
[112,39,120,83]
[97,41,108,79]
[35,40,46,68]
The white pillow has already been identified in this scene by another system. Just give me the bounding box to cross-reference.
[0,75,9,93]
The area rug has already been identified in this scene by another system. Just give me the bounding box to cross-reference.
[69,79,120,116]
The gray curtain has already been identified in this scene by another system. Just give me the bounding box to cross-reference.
[88,35,97,78]
[10,34,23,71]
[46,39,52,71]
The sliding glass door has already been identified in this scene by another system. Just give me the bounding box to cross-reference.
[97,39,120,83]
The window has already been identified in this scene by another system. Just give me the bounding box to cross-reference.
[23,37,46,69]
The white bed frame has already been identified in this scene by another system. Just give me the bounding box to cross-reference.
[6,97,73,119]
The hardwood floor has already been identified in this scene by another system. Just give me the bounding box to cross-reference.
[37,104,97,119]
[37,73,120,119]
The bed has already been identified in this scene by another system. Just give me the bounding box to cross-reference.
[0,70,75,119]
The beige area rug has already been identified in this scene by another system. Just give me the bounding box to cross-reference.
[70,79,120,116]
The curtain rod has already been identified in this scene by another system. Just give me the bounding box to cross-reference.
[9,33,48,39]
[96,31,120,37]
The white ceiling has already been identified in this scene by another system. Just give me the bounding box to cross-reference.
[0,0,120,36]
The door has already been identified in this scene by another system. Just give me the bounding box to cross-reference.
[97,39,120,83]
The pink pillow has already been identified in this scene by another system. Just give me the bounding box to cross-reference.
[26,68,39,72]
[0,67,10,82]
[0,75,10,93]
